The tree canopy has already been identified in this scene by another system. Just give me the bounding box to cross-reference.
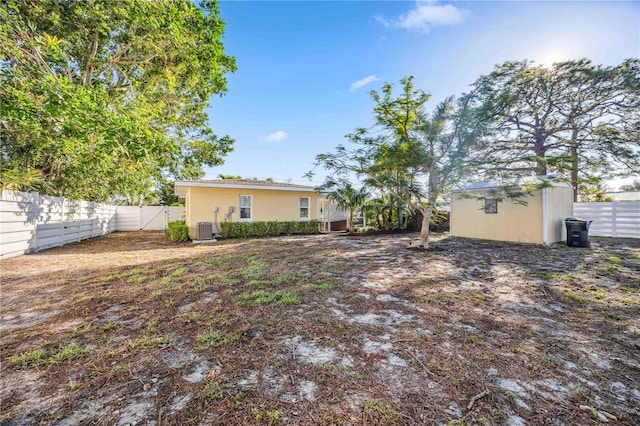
[466,59,640,201]
[0,0,236,202]
[620,180,640,192]
[325,182,367,234]
[310,77,477,247]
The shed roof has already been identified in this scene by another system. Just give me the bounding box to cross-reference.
[174,179,320,196]
[453,176,571,192]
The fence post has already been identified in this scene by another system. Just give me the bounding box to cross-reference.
[32,191,41,253]
[611,201,617,238]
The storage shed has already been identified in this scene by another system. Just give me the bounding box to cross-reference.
[450,177,573,245]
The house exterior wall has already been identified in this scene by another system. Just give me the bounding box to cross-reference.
[185,186,319,238]
[451,190,544,244]
[544,185,573,244]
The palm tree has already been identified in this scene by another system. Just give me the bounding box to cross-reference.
[327,182,367,234]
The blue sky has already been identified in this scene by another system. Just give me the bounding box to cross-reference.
[204,0,640,189]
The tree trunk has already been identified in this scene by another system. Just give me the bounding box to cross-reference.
[413,169,439,248]
[348,210,354,234]
[415,205,433,248]
[570,127,579,202]
[534,129,547,176]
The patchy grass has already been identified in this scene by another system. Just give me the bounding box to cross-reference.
[196,329,241,350]
[237,290,299,307]
[10,344,90,369]
[1,231,639,425]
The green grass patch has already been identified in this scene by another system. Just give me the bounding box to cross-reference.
[274,273,296,285]
[71,323,92,337]
[588,287,607,300]
[196,329,240,350]
[468,334,486,346]
[244,259,267,280]
[100,322,119,332]
[238,290,299,307]
[363,399,401,424]
[10,343,90,368]
[564,290,588,304]
[202,380,226,401]
[125,335,170,349]
[169,266,189,278]
[206,273,241,286]
[315,281,333,291]
[248,279,271,287]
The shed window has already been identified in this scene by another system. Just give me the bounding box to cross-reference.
[239,195,252,220]
[300,197,310,219]
[485,199,498,214]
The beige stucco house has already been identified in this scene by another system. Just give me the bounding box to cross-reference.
[175,179,339,239]
[450,178,573,245]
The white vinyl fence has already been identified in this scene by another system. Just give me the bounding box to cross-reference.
[573,201,640,238]
[0,190,185,259]
[0,190,117,259]
[116,206,184,231]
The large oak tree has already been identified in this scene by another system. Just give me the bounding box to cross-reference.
[0,0,236,202]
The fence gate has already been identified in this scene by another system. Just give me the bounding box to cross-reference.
[115,206,185,231]
[140,206,167,231]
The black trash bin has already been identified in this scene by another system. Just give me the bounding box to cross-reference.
[565,218,592,248]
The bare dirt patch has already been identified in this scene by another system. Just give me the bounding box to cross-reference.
[1,231,639,425]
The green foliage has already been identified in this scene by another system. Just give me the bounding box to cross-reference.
[202,380,225,401]
[251,221,269,237]
[168,221,189,242]
[466,59,640,200]
[279,220,297,235]
[219,220,319,239]
[324,182,367,234]
[0,0,236,201]
[310,77,476,246]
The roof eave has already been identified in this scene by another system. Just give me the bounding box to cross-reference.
[174,181,322,193]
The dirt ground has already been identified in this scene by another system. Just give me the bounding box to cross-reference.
[1,231,639,425]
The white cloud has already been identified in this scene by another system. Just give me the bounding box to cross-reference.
[263,130,288,142]
[379,1,468,33]
[374,15,391,28]
[350,75,381,92]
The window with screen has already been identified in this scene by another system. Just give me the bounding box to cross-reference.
[239,195,252,220]
[300,197,310,219]
[485,199,498,214]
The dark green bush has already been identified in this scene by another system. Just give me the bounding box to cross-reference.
[279,221,296,235]
[220,220,319,239]
[265,221,280,235]
[168,221,190,242]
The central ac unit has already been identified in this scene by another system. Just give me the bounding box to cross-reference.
[196,222,213,240]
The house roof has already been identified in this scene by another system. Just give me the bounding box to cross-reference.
[452,175,571,192]
[174,179,320,196]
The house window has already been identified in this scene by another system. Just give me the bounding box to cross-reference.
[485,199,498,214]
[239,195,252,221]
[300,197,310,219]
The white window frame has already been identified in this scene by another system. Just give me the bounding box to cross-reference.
[239,195,252,221]
[300,197,310,220]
